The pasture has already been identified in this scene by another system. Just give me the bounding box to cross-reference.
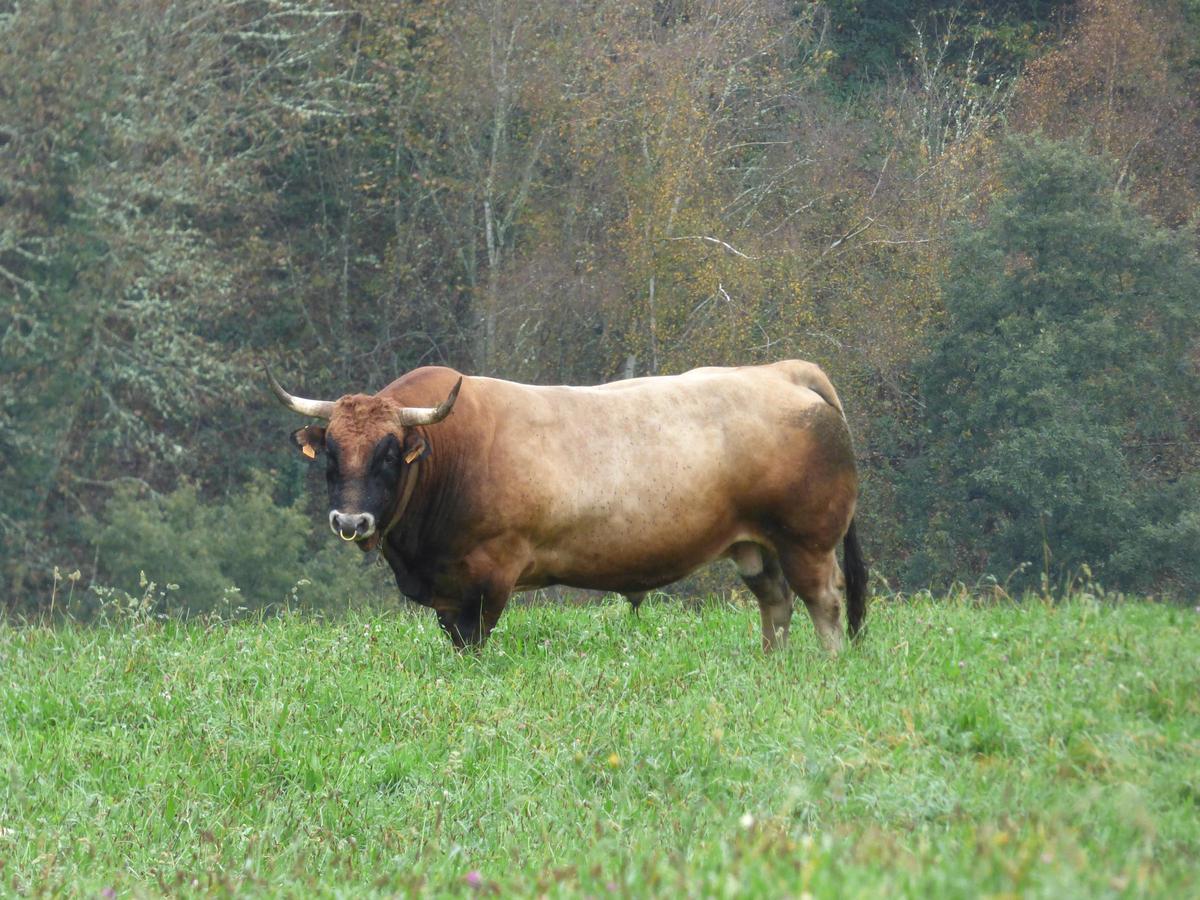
[2,593,1197,897]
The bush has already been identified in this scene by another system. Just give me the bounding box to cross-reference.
[91,471,393,615]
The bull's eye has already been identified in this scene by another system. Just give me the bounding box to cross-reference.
[373,436,402,472]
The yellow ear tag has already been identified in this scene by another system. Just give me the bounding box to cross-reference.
[302,445,316,459]
[404,446,422,464]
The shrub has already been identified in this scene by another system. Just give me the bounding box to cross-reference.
[91,471,392,615]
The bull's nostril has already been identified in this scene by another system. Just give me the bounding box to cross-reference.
[331,511,373,541]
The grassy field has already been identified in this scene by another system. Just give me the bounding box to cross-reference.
[2,593,1198,897]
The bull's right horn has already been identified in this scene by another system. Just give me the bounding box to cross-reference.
[266,367,336,419]
[397,377,462,427]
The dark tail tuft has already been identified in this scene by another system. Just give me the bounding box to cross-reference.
[843,518,868,640]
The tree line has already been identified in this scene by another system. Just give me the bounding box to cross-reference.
[2,0,1198,614]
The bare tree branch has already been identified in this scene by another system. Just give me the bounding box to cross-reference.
[668,235,761,260]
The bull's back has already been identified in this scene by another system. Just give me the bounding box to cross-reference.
[473,363,855,589]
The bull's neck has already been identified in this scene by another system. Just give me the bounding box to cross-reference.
[381,454,421,539]
[385,426,465,559]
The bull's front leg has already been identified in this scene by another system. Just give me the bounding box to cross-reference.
[435,544,527,651]
[434,585,511,651]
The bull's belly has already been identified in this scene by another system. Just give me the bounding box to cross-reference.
[516,563,709,594]
[523,568,698,594]
[514,515,756,594]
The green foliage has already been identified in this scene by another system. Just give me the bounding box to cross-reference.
[2,596,1197,894]
[0,0,346,596]
[90,473,392,615]
[904,135,1200,593]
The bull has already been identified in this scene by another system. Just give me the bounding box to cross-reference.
[269,361,867,652]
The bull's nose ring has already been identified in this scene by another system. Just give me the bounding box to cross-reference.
[339,529,357,542]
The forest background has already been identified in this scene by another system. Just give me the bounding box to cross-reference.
[2,0,1199,615]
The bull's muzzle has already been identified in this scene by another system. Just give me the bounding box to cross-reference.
[329,510,376,543]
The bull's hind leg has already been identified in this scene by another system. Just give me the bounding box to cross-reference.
[730,542,793,652]
[779,546,845,654]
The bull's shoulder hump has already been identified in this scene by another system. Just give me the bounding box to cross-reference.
[379,365,468,399]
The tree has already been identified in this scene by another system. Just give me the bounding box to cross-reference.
[1014,0,1200,226]
[903,135,1200,594]
[822,0,1071,82]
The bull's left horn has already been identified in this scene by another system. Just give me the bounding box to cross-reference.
[397,377,462,427]
[266,367,336,420]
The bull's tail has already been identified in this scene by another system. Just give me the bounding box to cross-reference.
[843,518,868,640]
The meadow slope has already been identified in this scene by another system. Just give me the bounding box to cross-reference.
[2,595,1198,897]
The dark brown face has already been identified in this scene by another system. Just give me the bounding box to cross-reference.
[322,431,405,543]
[291,395,426,549]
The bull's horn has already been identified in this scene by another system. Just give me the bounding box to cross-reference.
[265,367,336,420]
[397,377,462,427]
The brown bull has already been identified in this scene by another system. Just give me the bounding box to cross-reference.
[269,361,867,652]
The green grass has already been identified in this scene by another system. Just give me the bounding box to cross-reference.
[2,594,1198,897]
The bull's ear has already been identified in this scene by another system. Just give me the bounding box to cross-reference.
[291,424,327,459]
[402,431,428,464]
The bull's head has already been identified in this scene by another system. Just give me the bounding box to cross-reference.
[267,369,461,549]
